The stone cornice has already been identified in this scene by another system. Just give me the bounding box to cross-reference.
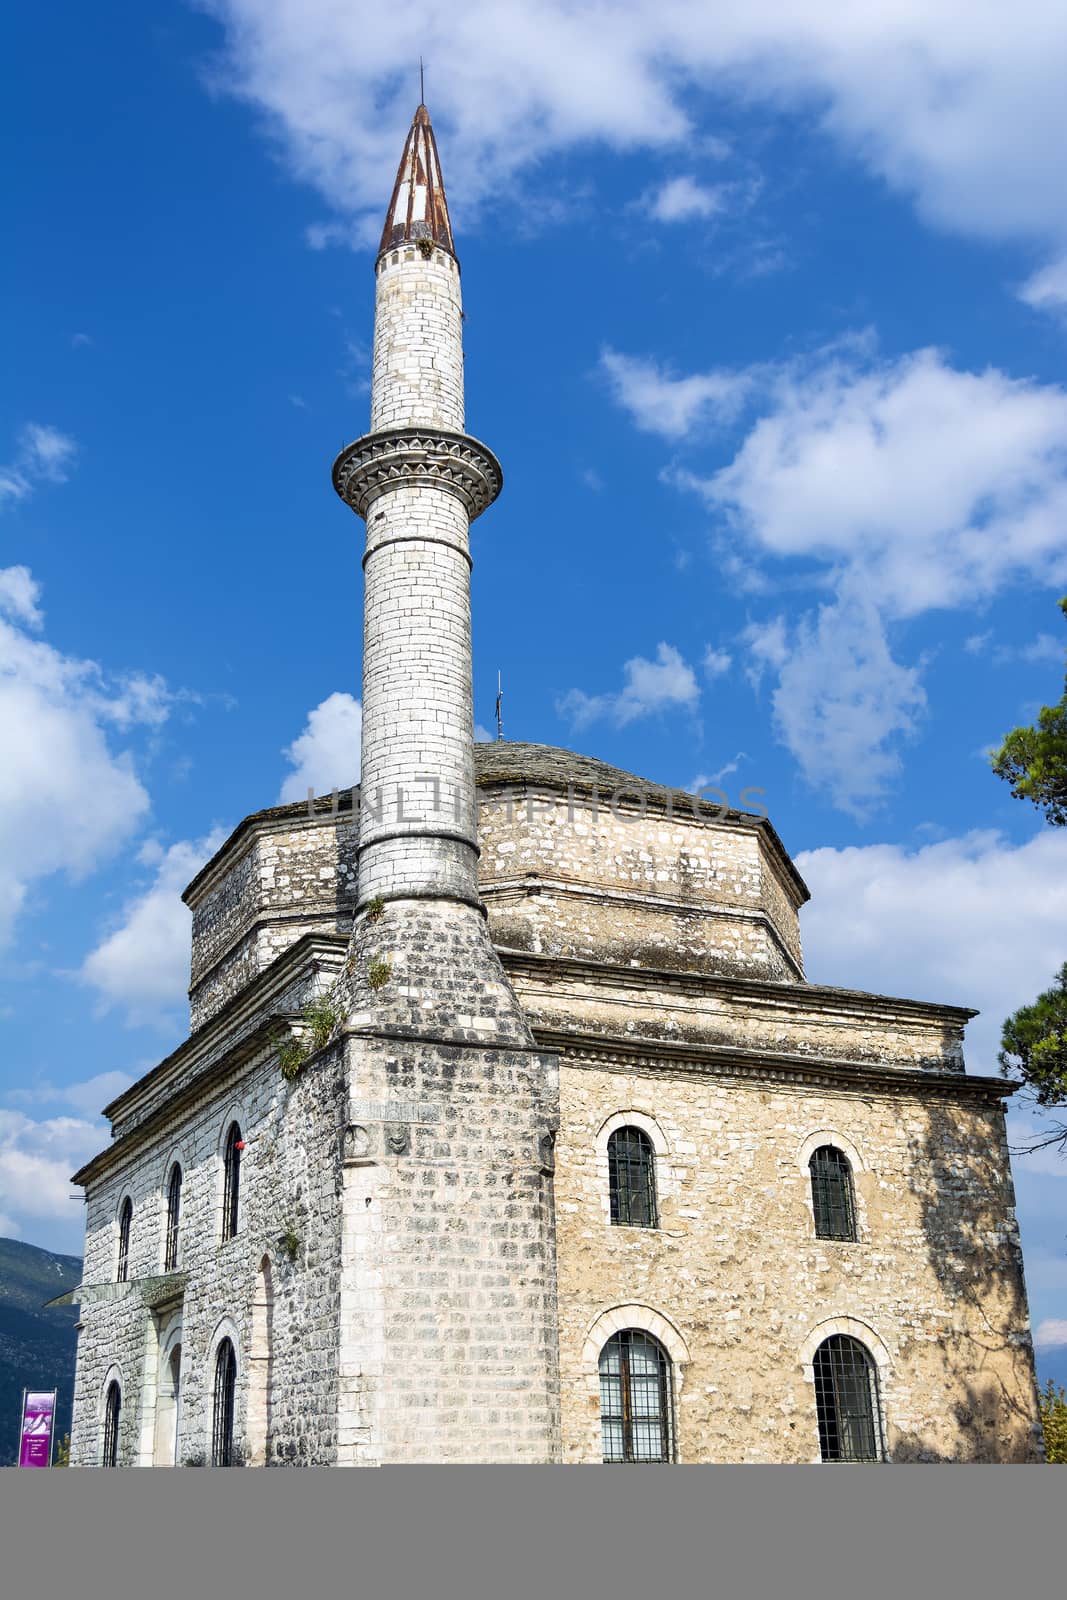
[189,905,350,998]
[482,874,805,980]
[332,427,503,522]
[498,947,978,1028]
[99,932,348,1130]
[71,1018,286,1187]
[182,797,356,909]
[532,1024,1012,1102]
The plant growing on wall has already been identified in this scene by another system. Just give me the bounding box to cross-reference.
[275,992,342,1081]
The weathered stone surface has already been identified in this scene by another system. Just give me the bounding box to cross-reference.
[68,101,1043,1470]
[554,1056,1042,1462]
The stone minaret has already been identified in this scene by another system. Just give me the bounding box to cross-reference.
[331,105,561,1463]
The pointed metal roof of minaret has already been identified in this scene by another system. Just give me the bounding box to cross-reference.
[379,103,456,260]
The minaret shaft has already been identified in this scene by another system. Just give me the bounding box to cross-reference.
[336,234,502,913]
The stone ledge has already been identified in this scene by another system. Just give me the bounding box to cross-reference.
[534,1024,1011,1101]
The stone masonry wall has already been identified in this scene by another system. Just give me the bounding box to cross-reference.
[371,248,464,433]
[337,1031,561,1463]
[555,1057,1042,1462]
[478,789,803,980]
[184,780,806,1033]
[359,488,479,908]
[71,1014,346,1467]
[188,818,358,1031]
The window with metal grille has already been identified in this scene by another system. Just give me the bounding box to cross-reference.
[607,1127,657,1228]
[116,1196,132,1283]
[809,1146,857,1241]
[212,1339,238,1467]
[102,1381,121,1468]
[164,1163,182,1271]
[813,1335,883,1461]
[222,1123,242,1242]
[599,1330,673,1462]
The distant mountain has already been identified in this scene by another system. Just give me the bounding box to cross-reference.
[0,1237,81,1466]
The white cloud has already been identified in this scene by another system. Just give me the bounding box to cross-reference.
[474,724,494,743]
[1020,632,1065,665]
[600,348,752,440]
[0,422,77,509]
[796,827,1067,1073]
[691,752,747,788]
[20,423,77,482]
[198,2,1067,303]
[0,1109,102,1240]
[558,641,699,729]
[968,630,1066,667]
[702,645,732,678]
[1019,255,1067,316]
[610,339,1067,810]
[749,590,928,817]
[645,175,725,222]
[279,691,362,801]
[691,345,1067,619]
[741,616,789,688]
[0,565,43,629]
[1034,1319,1067,1347]
[7,1071,135,1118]
[0,570,170,943]
[80,832,228,1026]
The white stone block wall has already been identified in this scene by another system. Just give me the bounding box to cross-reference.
[336,1033,561,1463]
[371,249,464,433]
[359,487,478,905]
[70,1030,346,1469]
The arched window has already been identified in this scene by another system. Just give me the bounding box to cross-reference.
[813,1335,883,1462]
[212,1338,238,1467]
[809,1146,857,1241]
[164,1163,182,1271]
[102,1380,121,1467]
[599,1331,673,1462]
[116,1197,133,1282]
[222,1123,242,1242]
[607,1127,657,1228]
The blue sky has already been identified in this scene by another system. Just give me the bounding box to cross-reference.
[2,3,1066,1386]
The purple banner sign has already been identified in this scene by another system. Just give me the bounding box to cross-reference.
[18,1389,56,1468]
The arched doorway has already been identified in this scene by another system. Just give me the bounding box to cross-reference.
[154,1335,182,1466]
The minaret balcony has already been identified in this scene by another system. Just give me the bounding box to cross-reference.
[332,426,503,523]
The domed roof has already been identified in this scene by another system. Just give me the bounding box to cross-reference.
[475,740,742,813]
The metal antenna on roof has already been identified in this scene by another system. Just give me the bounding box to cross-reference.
[495,670,504,742]
[420,57,425,106]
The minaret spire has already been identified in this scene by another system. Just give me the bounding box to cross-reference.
[379,100,455,261]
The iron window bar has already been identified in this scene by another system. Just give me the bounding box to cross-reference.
[813,1334,883,1461]
[608,1127,658,1228]
[212,1339,237,1467]
[164,1163,182,1272]
[599,1330,674,1462]
[809,1146,857,1241]
[102,1381,121,1467]
[222,1123,242,1242]
[116,1197,132,1283]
